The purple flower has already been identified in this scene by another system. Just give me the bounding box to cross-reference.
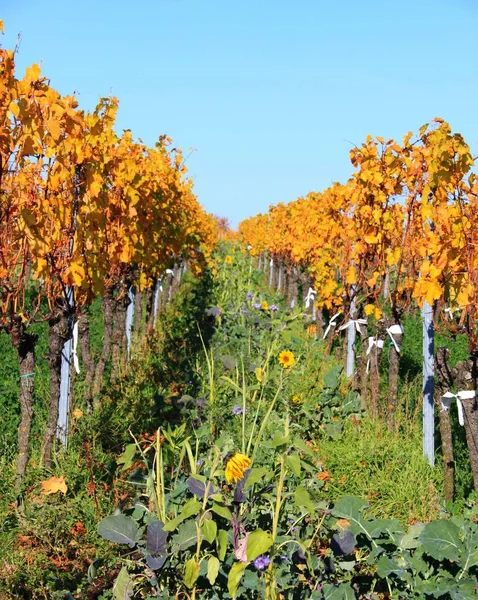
[253,555,271,571]
[232,405,243,415]
[270,304,278,312]
[253,303,261,310]
[246,293,253,300]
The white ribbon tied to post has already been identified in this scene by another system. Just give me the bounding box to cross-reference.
[338,318,368,335]
[322,312,342,339]
[444,307,459,321]
[441,390,475,426]
[72,320,80,375]
[386,324,403,353]
[366,336,384,374]
[305,287,317,309]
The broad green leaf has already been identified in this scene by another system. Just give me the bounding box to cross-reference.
[172,520,198,551]
[361,518,402,540]
[293,437,315,456]
[294,486,315,518]
[399,522,426,550]
[207,556,220,585]
[202,519,217,544]
[377,555,406,578]
[286,453,301,476]
[244,467,270,489]
[322,582,355,599]
[184,558,200,589]
[163,498,201,532]
[211,500,232,520]
[462,524,478,570]
[113,566,133,599]
[419,520,464,561]
[227,562,247,598]
[323,365,343,389]
[217,529,229,560]
[97,515,139,548]
[117,444,136,471]
[246,528,273,561]
[332,496,369,523]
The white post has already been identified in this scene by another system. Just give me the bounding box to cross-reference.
[423,300,435,466]
[346,295,356,378]
[126,286,135,359]
[57,287,74,447]
[153,277,162,328]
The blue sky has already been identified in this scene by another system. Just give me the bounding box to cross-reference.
[2,0,477,226]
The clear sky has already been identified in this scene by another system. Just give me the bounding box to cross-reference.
[2,0,478,226]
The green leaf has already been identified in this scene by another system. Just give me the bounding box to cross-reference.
[376,555,406,578]
[117,444,136,471]
[217,529,229,560]
[294,486,315,518]
[331,496,372,541]
[211,500,232,520]
[163,498,201,532]
[286,453,301,476]
[322,582,355,599]
[172,520,198,551]
[244,467,270,489]
[323,365,343,389]
[202,519,217,544]
[419,520,464,561]
[227,562,247,598]
[462,524,478,570]
[293,437,315,456]
[361,518,402,540]
[332,496,368,523]
[207,556,220,585]
[184,558,200,589]
[399,523,426,550]
[246,528,273,561]
[113,566,134,599]
[97,515,139,548]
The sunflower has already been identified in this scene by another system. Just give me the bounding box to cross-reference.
[225,452,251,483]
[225,255,233,265]
[278,350,295,368]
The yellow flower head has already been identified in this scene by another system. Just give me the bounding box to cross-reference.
[279,350,295,369]
[255,367,264,383]
[225,255,233,265]
[261,301,269,310]
[291,394,303,405]
[225,453,251,484]
[72,408,83,419]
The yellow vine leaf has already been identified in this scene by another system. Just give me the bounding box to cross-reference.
[345,266,356,285]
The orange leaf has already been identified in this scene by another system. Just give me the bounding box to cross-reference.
[41,476,68,495]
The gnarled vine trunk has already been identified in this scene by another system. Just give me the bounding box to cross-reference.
[11,318,37,491]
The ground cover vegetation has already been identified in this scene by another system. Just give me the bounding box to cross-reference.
[1,18,478,600]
